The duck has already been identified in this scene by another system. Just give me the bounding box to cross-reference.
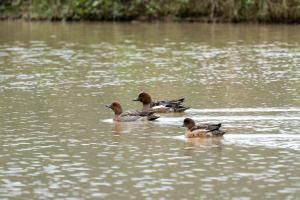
[105,102,160,122]
[182,118,225,138]
[133,92,190,113]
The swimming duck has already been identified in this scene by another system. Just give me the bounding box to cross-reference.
[106,102,160,122]
[133,92,190,113]
[182,118,225,138]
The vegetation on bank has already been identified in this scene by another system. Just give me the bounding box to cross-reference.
[1,0,300,23]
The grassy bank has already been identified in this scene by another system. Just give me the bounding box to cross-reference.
[1,0,300,23]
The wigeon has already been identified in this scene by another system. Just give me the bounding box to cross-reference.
[133,92,190,113]
[182,118,225,138]
[106,102,160,122]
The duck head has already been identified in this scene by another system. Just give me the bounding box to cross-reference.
[105,102,123,115]
[133,92,152,105]
[182,118,196,130]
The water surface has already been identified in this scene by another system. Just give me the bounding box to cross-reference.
[0,22,300,199]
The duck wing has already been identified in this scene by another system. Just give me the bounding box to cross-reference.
[122,109,156,116]
[120,110,159,121]
[191,124,225,136]
[166,98,185,104]
[121,110,139,116]
[197,123,222,131]
[151,98,184,106]
[195,123,226,136]
[192,123,222,131]
[151,98,189,112]
[118,114,143,122]
[210,129,226,136]
[133,110,160,121]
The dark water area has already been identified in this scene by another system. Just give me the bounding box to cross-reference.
[0,22,299,199]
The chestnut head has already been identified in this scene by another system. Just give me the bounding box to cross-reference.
[182,118,196,130]
[105,102,123,115]
[133,92,152,104]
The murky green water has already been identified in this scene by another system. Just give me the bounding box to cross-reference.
[0,21,300,199]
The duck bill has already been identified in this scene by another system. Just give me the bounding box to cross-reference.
[105,104,112,109]
[132,97,139,101]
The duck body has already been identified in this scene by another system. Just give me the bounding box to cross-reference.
[114,110,160,122]
[106,102,159,122]
[133,92,190,113]
[183,118,225,138]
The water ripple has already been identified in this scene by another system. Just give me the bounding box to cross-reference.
[0,23,300,200]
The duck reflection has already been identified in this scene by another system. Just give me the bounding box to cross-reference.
[111,121,156,135]
[185,137,223,147]
[183,137,224,154]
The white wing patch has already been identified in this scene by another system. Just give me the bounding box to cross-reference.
[152,105,165,109]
